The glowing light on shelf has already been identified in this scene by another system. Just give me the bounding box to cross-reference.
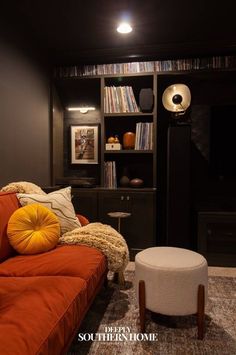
[67,107,95,114]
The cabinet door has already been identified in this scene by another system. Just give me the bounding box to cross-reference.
[98,190,156,259]
[127,192,156,251]
[98,192,130,230]
[198,212,236,267]
[72,190,98,222]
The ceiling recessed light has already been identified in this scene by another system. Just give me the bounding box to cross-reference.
[117,22,132,34]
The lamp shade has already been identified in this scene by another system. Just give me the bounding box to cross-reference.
[162,84,191,113]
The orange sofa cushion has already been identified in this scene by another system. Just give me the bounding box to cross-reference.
[0,276,87,355]
[0,192,20,261]
[0,245,107,301]
[76,213,89,226]
[7,203,60,255]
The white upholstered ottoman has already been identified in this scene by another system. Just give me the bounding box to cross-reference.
[135,247,208,339]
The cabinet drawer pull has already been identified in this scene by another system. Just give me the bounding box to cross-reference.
[127,196,130,201]
[121,196,124,200]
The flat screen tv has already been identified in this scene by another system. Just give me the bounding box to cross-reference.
[210,105,236,178]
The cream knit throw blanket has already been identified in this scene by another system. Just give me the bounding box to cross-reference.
[1,181,46,195]
[59,222,129,272]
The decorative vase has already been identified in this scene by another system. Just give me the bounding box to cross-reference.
[123,132,135,150]
[119,167,130,187]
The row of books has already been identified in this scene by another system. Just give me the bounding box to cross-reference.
[104,86,139,113]
[104,161,117,188]
[155,56,236,72]
[54,55,236,78]
[135,122,153,150]
[98,61,154,74]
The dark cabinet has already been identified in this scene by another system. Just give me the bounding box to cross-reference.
[198,211,236,266]
[98,189,156,259]
[46,187,156,259]
[72,189,98,222]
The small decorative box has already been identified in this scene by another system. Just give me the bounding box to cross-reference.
[105,143,122,150]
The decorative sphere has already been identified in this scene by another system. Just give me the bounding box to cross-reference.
[108,136,115,143]
[172,94,182,104]
[129,178,144,188]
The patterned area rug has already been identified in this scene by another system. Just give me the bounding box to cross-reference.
[68,270,236,355]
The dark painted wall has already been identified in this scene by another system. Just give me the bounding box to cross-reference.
[0,39,50,187]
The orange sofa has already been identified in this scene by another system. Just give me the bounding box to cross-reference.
[0,192,107,355]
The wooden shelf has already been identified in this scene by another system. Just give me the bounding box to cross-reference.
[104,150,153,154]
[104,112,153,117]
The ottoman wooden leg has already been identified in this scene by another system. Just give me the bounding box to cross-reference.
[197,284,205,340]
[118,271,125,286]
[139,280,146,332]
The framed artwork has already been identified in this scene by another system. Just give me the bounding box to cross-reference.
[71,125,99,164]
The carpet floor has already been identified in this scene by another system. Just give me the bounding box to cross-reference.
[68,270,236,355]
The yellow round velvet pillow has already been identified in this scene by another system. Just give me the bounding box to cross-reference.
[7,203,60,254]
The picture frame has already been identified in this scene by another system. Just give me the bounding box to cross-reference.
[71,125,99,164]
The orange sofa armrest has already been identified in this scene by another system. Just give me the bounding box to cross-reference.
[76,214,89,226]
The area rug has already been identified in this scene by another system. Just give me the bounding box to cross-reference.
[68,270,236,355]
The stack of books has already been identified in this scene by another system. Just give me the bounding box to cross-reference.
[104,161,117,188]
[135,122,153,150]
[54,55,236,78]
[104,86,139,113]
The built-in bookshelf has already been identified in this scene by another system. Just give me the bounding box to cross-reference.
[52,61,236,257]
[52,72,156,189]
[52,55,236,190]
[102,73,156,189]
[52,56,236,191]
[52,71,157,257]
[54,55,236,78]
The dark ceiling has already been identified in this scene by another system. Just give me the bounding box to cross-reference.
[2,0,236,65]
